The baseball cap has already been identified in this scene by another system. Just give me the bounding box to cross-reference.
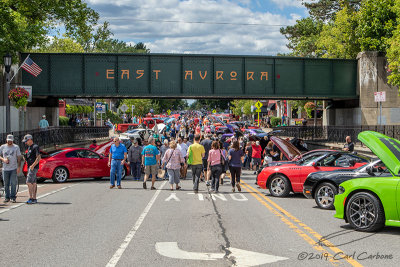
[6,134,14,142]
[22,134,33,142]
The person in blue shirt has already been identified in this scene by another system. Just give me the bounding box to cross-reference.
[39,115,49,129]
[141,137,160,190]
[108,137,127,189]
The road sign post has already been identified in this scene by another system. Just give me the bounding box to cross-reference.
[167,109,171,115]
[374,91,386,126]
[255,101,263,126]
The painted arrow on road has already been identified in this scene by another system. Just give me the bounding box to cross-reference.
[155,242,288,266]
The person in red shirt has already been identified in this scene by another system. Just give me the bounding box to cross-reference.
[251,141,262,175]
[89,140,98,150]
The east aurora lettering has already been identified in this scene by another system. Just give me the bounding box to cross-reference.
[105,69,268,81]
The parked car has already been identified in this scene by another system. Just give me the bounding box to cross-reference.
[266,149,336,167]
[120,128,155,141]
[257,151,369,197]
[23,148,130,183]
[303,159,388,210]
[334,131,400,232]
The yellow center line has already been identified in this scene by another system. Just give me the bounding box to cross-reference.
[242,181,363,267]
[240,183,339,266]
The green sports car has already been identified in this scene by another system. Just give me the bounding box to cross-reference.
[334,131,400,232]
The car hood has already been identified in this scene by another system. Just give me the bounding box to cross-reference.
[358,131,400,176]
[270,136,301,160]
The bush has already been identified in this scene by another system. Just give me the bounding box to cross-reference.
[270,116,281,127]
[59,116,69,126]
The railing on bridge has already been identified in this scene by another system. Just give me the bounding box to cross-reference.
[274,125,400,144]
[0,126,110,150]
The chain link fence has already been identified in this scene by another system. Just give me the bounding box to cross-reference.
[274,125,400,144]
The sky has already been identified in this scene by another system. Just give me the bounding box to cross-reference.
[85,0,309,56]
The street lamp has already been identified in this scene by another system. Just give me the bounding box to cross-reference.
[3,53,12,133]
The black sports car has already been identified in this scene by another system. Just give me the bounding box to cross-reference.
[303,159,389,210]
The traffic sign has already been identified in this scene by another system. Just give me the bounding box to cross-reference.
[212,109,217,114]
[374,91,386,102]
[256,108,261,113]
[255,101,263,109]
[167,109,171,115]
[120,104,128,112]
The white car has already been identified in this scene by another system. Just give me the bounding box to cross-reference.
[120,128,155,141]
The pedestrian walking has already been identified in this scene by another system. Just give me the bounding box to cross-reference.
[200,134,213,185]
[228,140,244,192]
[0,135,22,203]
[177,138,188,179]
[128,138,143,180]
[141,137,160,190]
[22,134,40,204]
[108,137,127,189]
[218,140,228,185]
[251,141,262,175]
[187,134,205,193]
[207,141,223,193]
[244,142,252,170]
[162,140,184,190]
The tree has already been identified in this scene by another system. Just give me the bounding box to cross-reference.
[386,0,400,93]
[119,99,153,117]
[190,99,232,111]
[0,0,99,58]
[231,100,254,116]
[303,0,362,21]
[280,17,324,57]
[151,99,187,113]
[316,6,360,59]
[33,36,84,53]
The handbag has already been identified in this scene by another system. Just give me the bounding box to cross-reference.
[219,149,225,166]
[187,146,193,165]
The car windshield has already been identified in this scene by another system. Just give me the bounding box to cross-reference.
[356,160,390,175]
[253,129,265,134]
[47,150,64,157]
[299,154,327,166]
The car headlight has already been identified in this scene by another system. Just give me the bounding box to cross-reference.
[338,186,345,194]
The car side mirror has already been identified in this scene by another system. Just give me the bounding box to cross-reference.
[312,162,317,167]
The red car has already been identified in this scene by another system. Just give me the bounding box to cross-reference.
[23,148,130,183]
[257,151,369,197]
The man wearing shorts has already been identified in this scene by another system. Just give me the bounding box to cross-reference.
[23,135,41,204]
[142,137,160,190]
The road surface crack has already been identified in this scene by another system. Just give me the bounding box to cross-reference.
[207,187,237,266]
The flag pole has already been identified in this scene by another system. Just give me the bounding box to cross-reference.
[10,54,30,82]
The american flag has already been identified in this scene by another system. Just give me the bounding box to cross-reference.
[21,56,42,77]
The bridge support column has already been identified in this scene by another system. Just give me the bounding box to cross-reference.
[358,51,400,125]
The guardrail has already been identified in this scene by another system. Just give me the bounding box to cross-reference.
[273,125,400,144]
[0,126,110,149]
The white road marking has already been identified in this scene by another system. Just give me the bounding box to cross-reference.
[165,193,180,201]
[187,192,204,200]
[155,242,288,266]
[230,193,248,201]
[106,181,167,267]
[211,193,227,201]
[0,184,77,215]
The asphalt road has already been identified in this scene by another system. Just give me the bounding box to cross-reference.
[1,170,399,267]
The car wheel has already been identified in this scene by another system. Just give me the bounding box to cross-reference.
[268,175,291,197]
[37,178,46,183]
[121,167,126,180]
[314,182,337,210]
[346,192,385,232]
[52,167,69,183]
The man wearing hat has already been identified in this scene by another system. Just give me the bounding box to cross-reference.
[39,115,49,129]
[0,135,22,203]
[23,134,41,204]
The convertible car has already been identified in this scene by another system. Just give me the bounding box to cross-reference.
[23,148,130,183]
[334,131,400,232]
[257,151,369,197]
[303,159,388,210]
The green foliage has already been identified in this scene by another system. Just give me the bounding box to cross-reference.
[119,99,153,117]
[0,0,99,58]
[387,0,400,92]
[317,6,360,59]
[97,110,122,124]
[280,17,324,57]
[304,102,316,118]
[59,116,69,126]
[33,36,84,53]
[288,100,308,112]
[152,99,188,114]
[304,0,362,21]
[356,0,396,52]
[270,117,281,127]
[231,100,253,116]
[190,99,232,111]
[66,104,93,115]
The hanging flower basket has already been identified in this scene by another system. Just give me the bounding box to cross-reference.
[8,87,29,109]
[304,102,316,118]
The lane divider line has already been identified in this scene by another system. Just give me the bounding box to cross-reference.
[0,184,77,215]
[240,183,338,266]
[106,181,168,267]
[242,182,363,267]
